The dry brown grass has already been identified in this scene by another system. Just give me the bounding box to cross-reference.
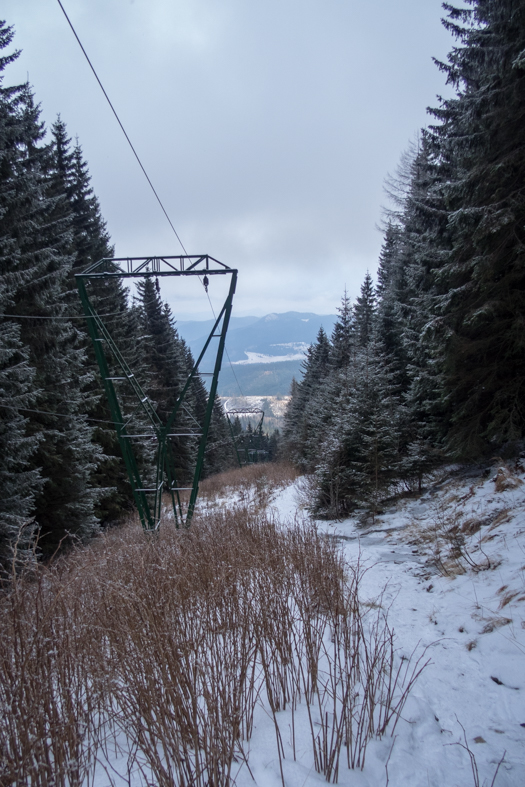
[480,616,512,635]
[197,461,299,508]
[493,463,523,493]
[0,477,424,786]
[409,499,496,577]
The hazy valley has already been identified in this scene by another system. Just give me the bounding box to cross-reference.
[177,311,337,397]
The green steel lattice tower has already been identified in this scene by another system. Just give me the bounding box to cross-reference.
[76,254,237,530]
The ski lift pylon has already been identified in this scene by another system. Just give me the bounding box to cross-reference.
[76,254,237,531]
[225,407,268,468]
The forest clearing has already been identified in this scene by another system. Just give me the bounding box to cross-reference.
[1,460,524,787]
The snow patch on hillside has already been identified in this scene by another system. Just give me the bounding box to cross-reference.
[232,350,306,364]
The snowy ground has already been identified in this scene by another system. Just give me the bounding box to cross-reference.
[96,463,525,787]
[266,465,525,787]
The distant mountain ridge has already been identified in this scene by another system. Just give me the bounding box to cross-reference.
[175,315,259,344]
[178,311,338,364]
[176,311,338,396]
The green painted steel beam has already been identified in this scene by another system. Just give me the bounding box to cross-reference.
[77,278,157,529]
[186,271,237,524]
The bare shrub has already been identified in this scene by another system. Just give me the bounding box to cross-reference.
[0,498,424,785]
[297,562,429,782]
[447,718,505,787]
[425,499,493,576]
[0,558,109,786]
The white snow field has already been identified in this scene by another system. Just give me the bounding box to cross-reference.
[95,463,525,787]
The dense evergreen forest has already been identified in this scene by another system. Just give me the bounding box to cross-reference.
[284,0,525,516]
[0,20,234,568]
[2,0,524,562]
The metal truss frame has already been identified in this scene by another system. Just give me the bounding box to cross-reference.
[225,408,267,467]
[75,255,237,530]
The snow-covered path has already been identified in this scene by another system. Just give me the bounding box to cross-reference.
[266,468,525,786]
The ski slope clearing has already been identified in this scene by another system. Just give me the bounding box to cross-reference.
[2,463,524,787]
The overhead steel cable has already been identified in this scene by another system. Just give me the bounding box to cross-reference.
[0,402,123,425]
[56,0,246,400]
[55,0,188,255]
[0,311,126,320]
[201,288,246,398]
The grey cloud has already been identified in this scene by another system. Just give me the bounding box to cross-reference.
[4,0,454,318]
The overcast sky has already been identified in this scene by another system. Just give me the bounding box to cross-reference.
[4,0,455,320]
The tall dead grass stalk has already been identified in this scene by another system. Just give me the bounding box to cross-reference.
[0,493,425,785]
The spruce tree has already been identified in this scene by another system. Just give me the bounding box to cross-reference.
[376,222,402,298]
[353,272,376,348]
[379,141,449,486]
[0,33,101,554]
[430,0,525,456]
[282,327,331,468]
[63,131,142,521]
[313,275,404,516]
[181,337,234,476]
[0,321,41,570]
[375,223,408,389]
[302,293,356,473]
[136,277,195,481]
[0,23,42,566]
[330,290,355,370]
[69,137,114,272]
